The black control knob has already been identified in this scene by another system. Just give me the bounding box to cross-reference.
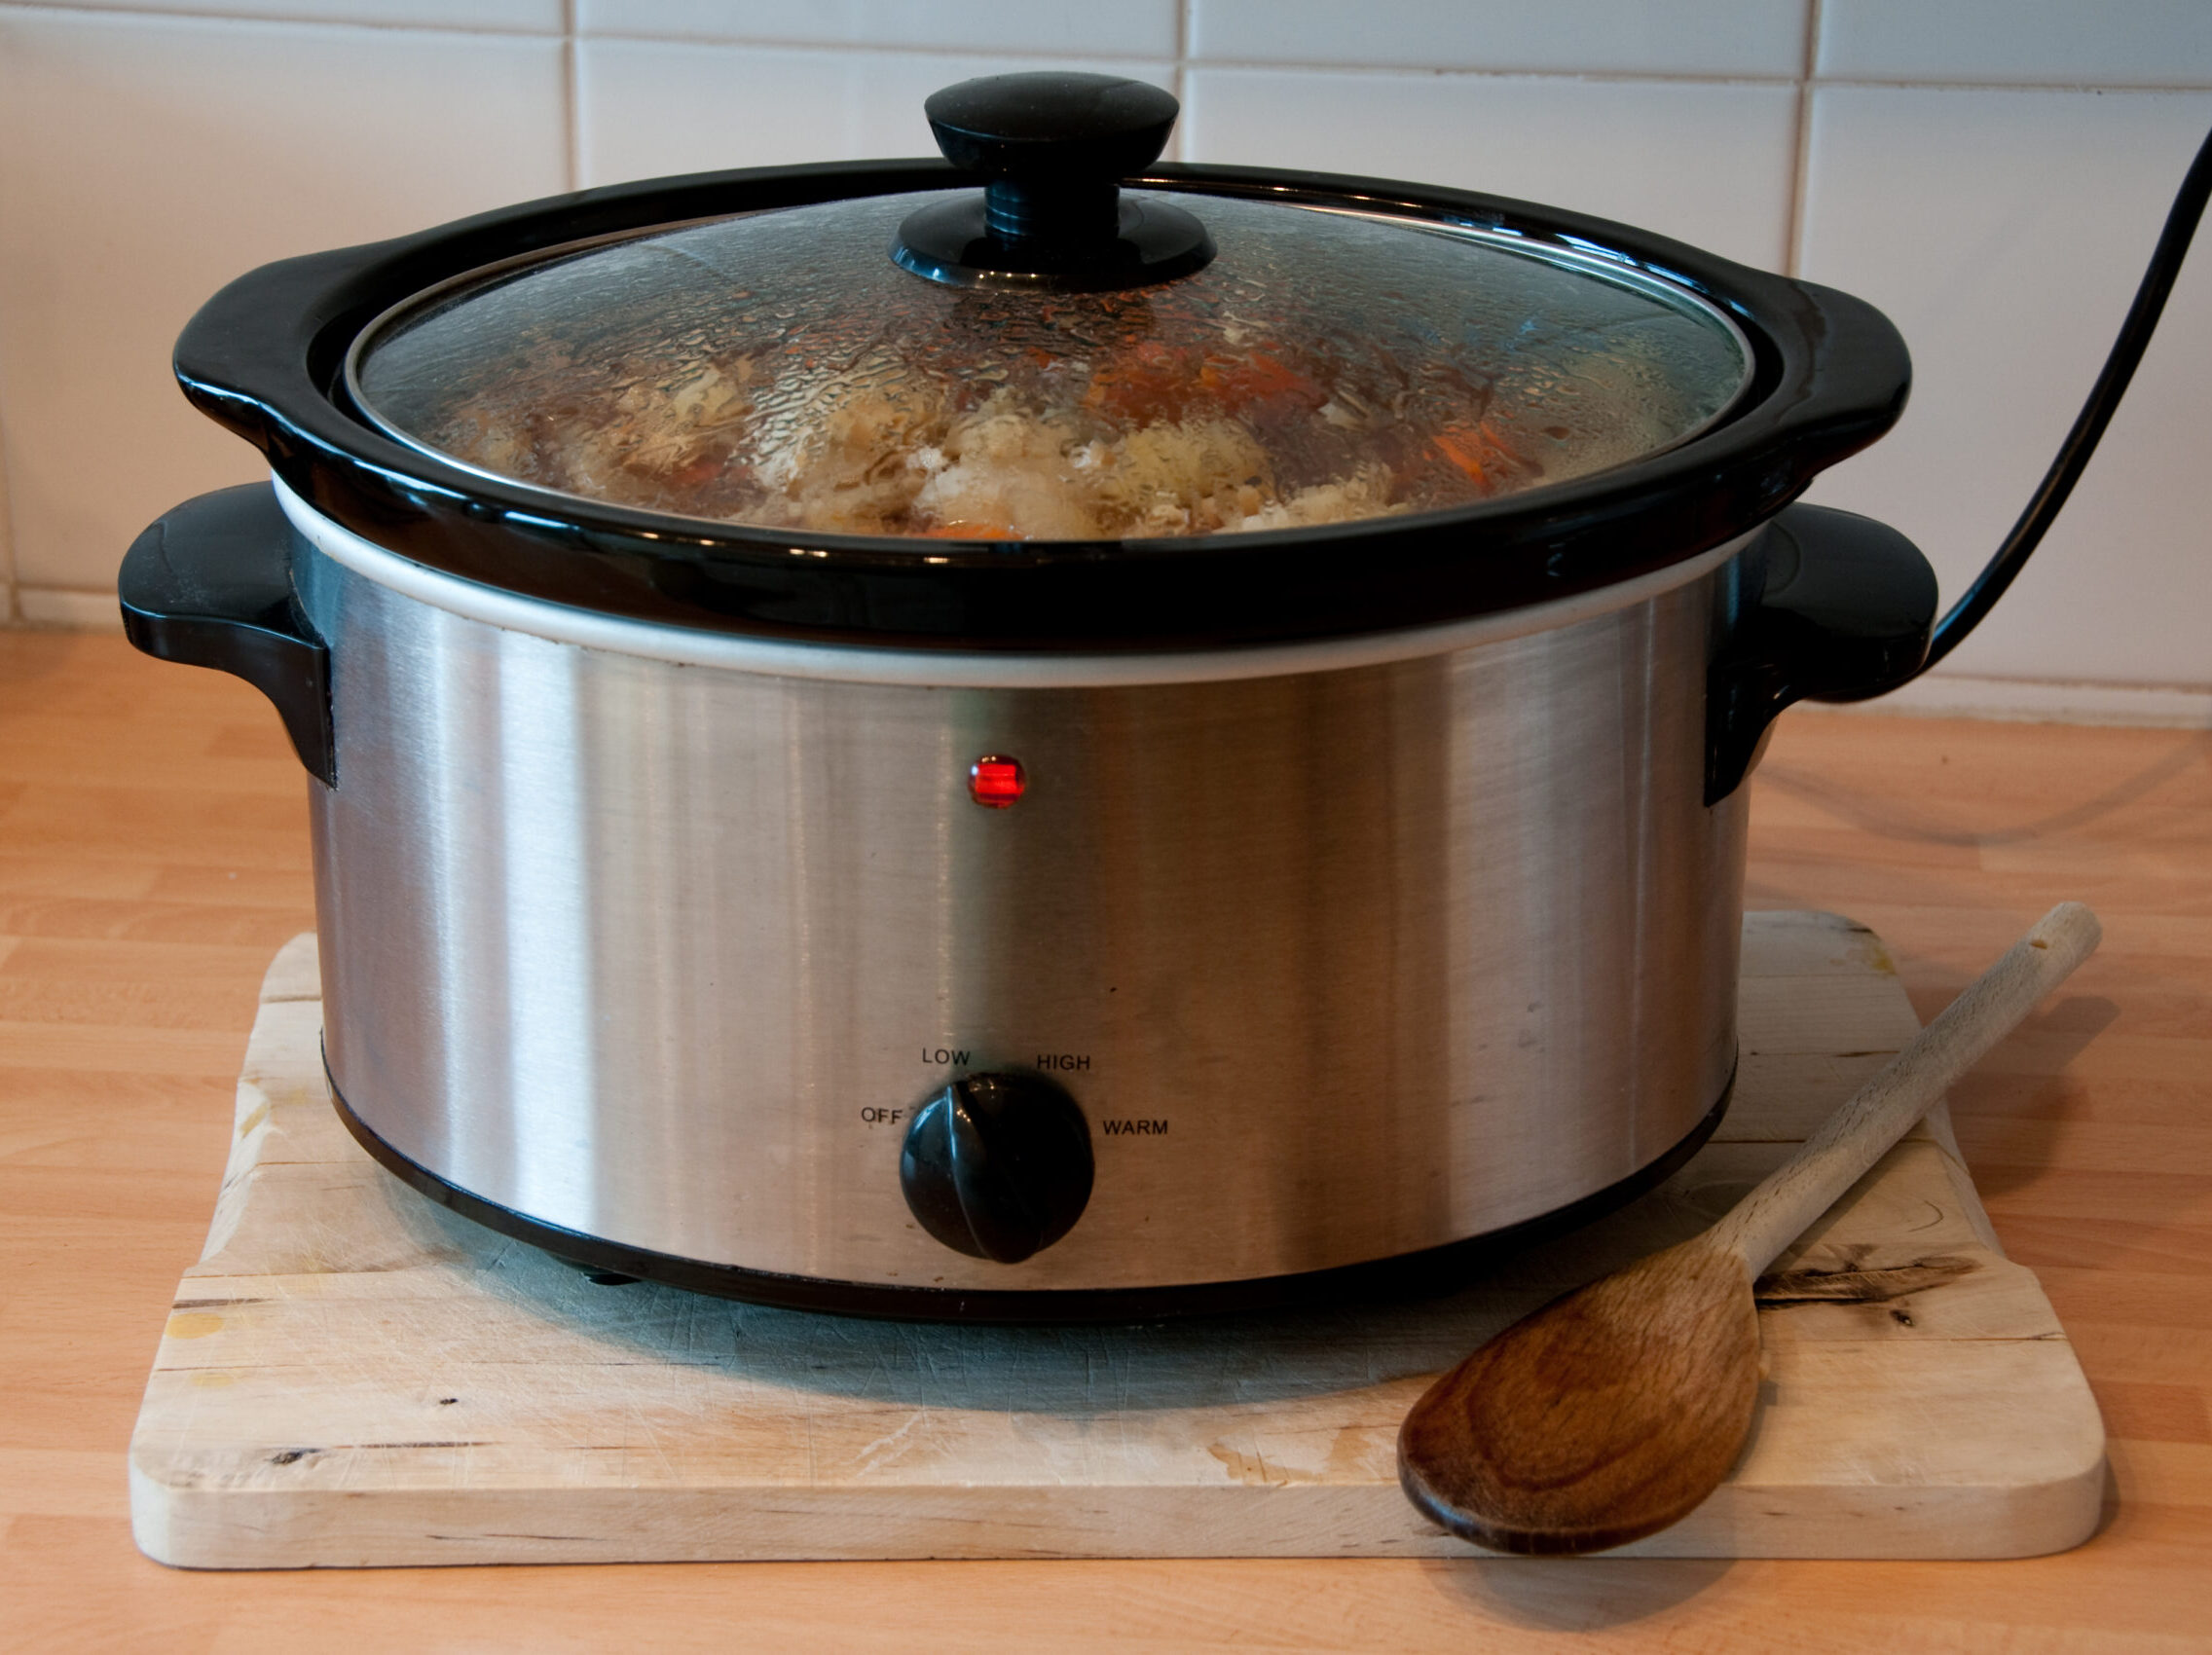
[893,72,1215,292]
[899,1071,1094,1264]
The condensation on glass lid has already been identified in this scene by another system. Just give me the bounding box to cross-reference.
[349,192,1752,542]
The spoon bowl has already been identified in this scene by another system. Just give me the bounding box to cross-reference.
[1396,901,2101,1555]
[1399,1238,1757,1555]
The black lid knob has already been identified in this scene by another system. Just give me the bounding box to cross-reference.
[894,72,1214,292]
[899,1071,1095,1264]
[926,72,1179,187]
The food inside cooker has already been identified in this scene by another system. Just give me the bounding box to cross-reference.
[431,336,1686,540]
[362,192,1750,541]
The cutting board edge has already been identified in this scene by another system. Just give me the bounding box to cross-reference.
[128,1457,2112,1569]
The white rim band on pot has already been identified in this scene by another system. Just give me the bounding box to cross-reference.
[276,476,1757,690]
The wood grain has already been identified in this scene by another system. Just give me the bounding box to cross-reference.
[128,915,2103,1567]
[1710,902,2101,1273]
[1399,1237,1762,1556]
[1398,905,2099,1557]
[3,632,2206,1651]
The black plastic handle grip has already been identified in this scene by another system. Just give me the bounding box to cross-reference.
[118,483,334,787]
[1706,503,1937,804]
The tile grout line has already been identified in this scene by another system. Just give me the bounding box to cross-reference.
[538,29,1176,66]
[560,0,580,193]
[1171,0,1191,162]
[0,7,2204,89]
[1161,61,2212,93]
[0,400,17,628]
[1786,0,1824,278]
[0,407,15,628]
[0,0,555,37]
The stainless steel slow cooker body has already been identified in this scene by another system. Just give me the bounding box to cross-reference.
[284,483,1753,1303]
[121,77,1941,1317]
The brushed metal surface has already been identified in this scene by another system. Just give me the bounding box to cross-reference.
[298,525,1749,1292]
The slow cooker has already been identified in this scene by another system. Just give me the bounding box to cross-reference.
[120,73,1954,1320]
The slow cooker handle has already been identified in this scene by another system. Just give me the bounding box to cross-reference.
[1705,503,1937,804]
[118,483,335,788]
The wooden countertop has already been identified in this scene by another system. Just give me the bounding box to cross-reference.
[2,631,2205,1651]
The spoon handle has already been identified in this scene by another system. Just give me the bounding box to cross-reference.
[1707,901,2102,1276]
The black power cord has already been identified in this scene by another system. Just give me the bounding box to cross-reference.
[1917,121,2212,674]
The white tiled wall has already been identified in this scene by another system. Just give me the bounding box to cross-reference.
[0,5,566,624]
[1180,71,1799,268]
[576,45,1171,183]
[1,0,2207,711]
[1187,0,1809,77]
[1799,84,2212,691]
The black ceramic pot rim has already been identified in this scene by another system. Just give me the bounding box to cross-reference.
[175,158,1911,652]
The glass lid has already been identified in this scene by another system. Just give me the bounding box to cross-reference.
[349,76,1751,544]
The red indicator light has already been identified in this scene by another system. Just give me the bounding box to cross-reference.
[969,754,1026,808]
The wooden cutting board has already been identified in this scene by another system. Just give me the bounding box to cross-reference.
[128,913,2104,1568]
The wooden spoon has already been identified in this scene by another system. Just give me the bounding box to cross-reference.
[1398,901,2103,1556]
